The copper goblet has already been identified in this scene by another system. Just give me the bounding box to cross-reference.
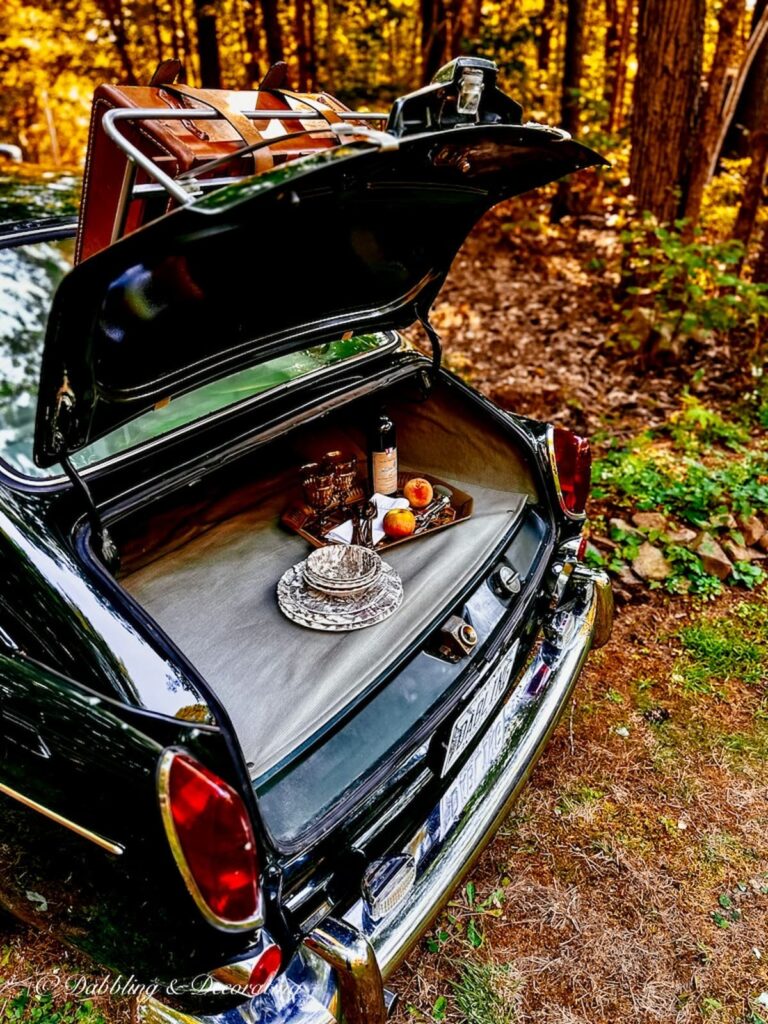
[300,462,336,534]
[333,454,358,510]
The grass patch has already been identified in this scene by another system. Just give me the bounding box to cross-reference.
[0,992,105,1024]
[677,602,768,691]
[451,961,520,1024]
[556,784,605,816]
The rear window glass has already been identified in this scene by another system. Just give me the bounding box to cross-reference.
[0,235,394,479]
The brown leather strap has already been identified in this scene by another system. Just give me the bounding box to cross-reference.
[149,59,183,87]
[259,62,291,90]
[159,83,273,174]
[267,89,343,126]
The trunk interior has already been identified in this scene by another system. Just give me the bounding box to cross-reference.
[114,379,539,782]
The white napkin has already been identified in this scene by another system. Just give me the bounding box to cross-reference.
[326,493,410,546]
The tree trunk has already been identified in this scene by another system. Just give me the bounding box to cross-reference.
[325,0,336,84]
[551,0,587,221]
[602,0,620,114]
[710,6,768,176]
[732,23,768,264]
[449,0,465,58]
[421,0,448,85]
[629,0,706,223]
[682,0,744,230]
[732,129,768,261]
[260,0,284,67]
[606,0,632,134]
[242,0,261,85]
[194,0,222,87]
[752,220,768,283]
[178,0,197,79]
[726,0,768,157]
[96,0,138,84]
[294,0,310,89]
[537,0,555,72]
[151,0,164,63]
[168,0,181,61]
[307,0,318,90]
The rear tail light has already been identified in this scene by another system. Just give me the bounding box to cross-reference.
[548,427,591,517]
[158,750,263,931]
[247,943,282,994]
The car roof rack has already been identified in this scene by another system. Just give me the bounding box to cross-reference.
[101,105,394,245]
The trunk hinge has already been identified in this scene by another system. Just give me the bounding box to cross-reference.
[416,308,442,381]
[61,457,120,574]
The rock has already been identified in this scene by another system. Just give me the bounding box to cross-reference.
[724,539,753,564]
[632,511,667,532]
[748,547,767,561]
[591,536,618,552]
[609,517,642,539]
[643,706,670,724]
[631,542,672,581]
[759,533,768,553]
[691,532,733,580]
[738,515,765,546]
[708,511,738,531]
[616,564,644,588]
[664,526,697,545]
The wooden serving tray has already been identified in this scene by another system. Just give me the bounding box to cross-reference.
[281,471,473,551]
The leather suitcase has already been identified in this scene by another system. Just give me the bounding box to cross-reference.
[76,80,357,263]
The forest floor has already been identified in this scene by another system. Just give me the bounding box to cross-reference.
[2,203,767,1024]
[389,205,768,1024]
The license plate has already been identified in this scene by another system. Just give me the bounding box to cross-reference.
[442,640,519,777]
[438,641,519,842]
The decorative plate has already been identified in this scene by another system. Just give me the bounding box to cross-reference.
[277,560,403,631]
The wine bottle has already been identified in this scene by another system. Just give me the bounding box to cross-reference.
[369,407,398,497]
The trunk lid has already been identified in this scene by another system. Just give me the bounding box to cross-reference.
[35,104,603,467]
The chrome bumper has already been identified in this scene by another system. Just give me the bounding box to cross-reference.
[140,568,611,1024]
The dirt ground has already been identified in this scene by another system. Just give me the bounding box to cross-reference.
[2,211,767,1024]
[389,590,768,1024]
[389,208,768,1024]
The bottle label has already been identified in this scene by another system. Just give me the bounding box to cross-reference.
[372,448,398,494]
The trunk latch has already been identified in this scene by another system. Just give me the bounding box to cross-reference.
[436,615,478,662]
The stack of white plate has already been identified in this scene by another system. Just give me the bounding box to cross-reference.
[277,545,403,631]
[303,545,382,597]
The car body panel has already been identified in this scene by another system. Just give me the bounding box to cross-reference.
[0,71,612,1017]
[0,652,274,982]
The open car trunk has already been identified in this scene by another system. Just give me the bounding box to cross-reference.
[114,379,539,783]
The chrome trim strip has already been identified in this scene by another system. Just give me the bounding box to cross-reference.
[545,424,587,521]
[0,780,124,855]
[305,919,386,1024]
[156,749,265,933]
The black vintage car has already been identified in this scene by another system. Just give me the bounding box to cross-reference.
[0,59,611,1024]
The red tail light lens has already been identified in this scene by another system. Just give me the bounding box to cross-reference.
[158,751,262,930]
[550,427,591,516]
[248,943,282,994]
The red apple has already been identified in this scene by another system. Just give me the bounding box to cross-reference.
[383,508,417,539]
